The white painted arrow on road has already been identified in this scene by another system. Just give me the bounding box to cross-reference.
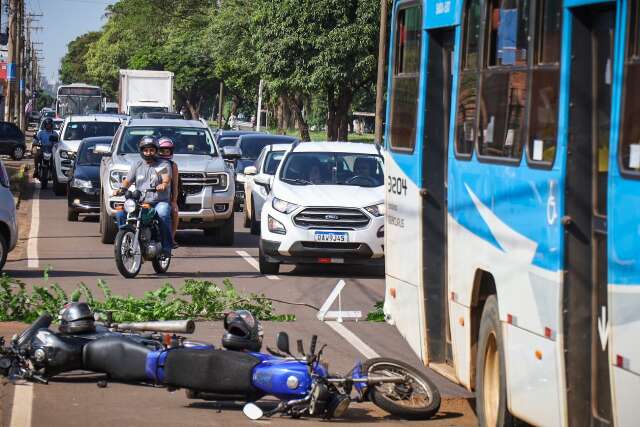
[598,306,610,351]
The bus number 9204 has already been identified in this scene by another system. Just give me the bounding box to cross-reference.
[387,176,408,197]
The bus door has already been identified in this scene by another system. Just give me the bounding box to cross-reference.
[422,28,454,366]
[564,4,615,426]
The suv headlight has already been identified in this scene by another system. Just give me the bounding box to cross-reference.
[364,203,385,217]
[110,170,127,190]
[71,178,92,189]
[59,150,75,160]
[272,198,299,214]
[208,172,229,192]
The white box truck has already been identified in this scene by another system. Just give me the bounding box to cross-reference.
[118,69,174,116]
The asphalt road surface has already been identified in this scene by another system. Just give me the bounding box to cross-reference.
[1,165,476,427]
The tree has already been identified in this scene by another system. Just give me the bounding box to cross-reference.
[59,32,102,85]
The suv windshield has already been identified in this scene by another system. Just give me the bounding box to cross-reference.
[119,127,216,156]
[264,151,286,175]
[280,152,384,187]
[77,143,106,166]
[63,122,120,141]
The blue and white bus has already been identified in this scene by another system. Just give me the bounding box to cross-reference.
[383,0,639,425]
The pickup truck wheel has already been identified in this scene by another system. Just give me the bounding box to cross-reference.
[12,146,24,160]
[250,203,260,235]
[0,233,7,272]
[259,246,279,275]
[100,191,117,244]
[52,167,66,196]
[67,208,79,222]
[216,215,234,246]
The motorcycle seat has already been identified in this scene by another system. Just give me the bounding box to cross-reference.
[83,336,151,383]
[163,348,261,396]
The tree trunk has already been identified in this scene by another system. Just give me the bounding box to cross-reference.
[185,95,204,120]
[282,96,292,133]
[276,96,284,134]
[230,95,240,116]
[291,94,311,142]
[336,88,352,141]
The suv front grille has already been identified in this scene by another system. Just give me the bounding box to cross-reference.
[293,208,370,230]
[180,172,227,195]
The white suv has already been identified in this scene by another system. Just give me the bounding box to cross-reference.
[52,115,123,195]
[257,141,385,274]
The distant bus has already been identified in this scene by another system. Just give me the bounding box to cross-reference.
[56,83,103,118]
[384,1,639,426]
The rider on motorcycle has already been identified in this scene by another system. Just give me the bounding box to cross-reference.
[113,136,173,257]
[158,137,180,249]
[34,118,58,180]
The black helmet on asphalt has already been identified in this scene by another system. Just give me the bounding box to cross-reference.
[221,310,263,352]
[58,302,95,334]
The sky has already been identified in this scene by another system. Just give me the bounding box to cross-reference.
[27,0,117,83]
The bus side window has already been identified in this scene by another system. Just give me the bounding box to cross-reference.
[527,0,561,167]
[619,1,640,176]
[455,0,481,158]
[476,0,530,162]
[388,4,423,153]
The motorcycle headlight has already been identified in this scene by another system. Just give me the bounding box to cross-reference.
[272,198,299,214]
[110,170,127,190]
[364,203,385,217]
[124,199,137,213]
[71,178,92,189]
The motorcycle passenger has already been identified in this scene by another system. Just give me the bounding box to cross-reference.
[34,118,58,180]
[158,137,180,249]
[113,136,173,257]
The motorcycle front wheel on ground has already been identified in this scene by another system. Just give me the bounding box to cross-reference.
[362,357,441,420]
[115,229,142,278]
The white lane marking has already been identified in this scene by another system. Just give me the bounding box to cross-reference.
[236,250,279,280]
[10,383,33,427]
[27,183,40,269]
[326,321,380,359]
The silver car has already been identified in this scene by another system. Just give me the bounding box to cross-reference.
[52,115,124,196]
[243,143,292,235]
[99,118,238,246]
[0,160,18,271]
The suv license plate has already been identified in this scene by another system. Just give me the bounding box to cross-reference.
[314,231,349,243]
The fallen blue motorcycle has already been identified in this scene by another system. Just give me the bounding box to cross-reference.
[0,310,441,421]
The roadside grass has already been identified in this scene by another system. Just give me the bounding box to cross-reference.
[0,272,295,323]
[6,163,28,201]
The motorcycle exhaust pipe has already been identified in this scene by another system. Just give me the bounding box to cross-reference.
[113,320,196,334]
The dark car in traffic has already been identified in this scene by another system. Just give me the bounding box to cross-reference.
[67,137,112,222]
[233,134,298,210]
[0,121,26,160]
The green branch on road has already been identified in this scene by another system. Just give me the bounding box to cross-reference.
[0,274,295,323]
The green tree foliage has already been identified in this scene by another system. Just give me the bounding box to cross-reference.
[59,31,103,85]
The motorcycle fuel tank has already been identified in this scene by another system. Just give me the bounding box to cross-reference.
[250,357,327,399]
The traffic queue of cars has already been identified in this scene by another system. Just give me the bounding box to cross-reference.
[18,113,386,275]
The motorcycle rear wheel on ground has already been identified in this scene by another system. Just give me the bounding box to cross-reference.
[115,229,142,278]
[362,357,441,420]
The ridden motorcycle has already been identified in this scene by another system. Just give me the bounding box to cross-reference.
[0,311,441,421]
[33,134,59,190]
[114,188,171,278]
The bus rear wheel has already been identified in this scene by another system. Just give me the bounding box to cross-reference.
[476,295,514,427]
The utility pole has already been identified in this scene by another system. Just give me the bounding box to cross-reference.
[374,0,389,144]
[5,0,18,123]
[218,82,224,128]
[16,0,25,130]
[256,79,264,132]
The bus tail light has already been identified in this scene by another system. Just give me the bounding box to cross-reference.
[544,327,553,339]
[389,288,396,299]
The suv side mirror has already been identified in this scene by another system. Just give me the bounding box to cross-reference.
[221,146,242,160]
[244,166,257,176]
[276,332,291,354]
[254,173,272,193]
[94,144,112,156]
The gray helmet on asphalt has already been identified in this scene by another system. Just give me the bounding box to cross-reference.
[58,302,95,334]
